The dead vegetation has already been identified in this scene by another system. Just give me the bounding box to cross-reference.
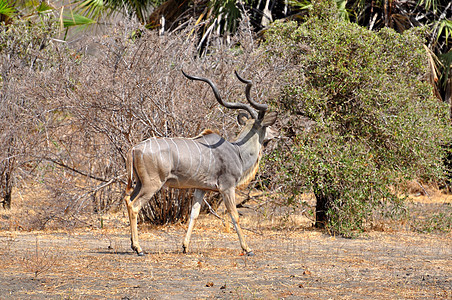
[19,237,61,278]
[1,180,450,299]
[0,199,450,299]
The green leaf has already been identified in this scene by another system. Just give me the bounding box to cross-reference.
[437,19,452,45]
[62,13,96,27]
[336,0,349,22]
[288,0,312,11]
[289,0,349,20]
[417,0,439,12]
[0,0,15,17]
[36,1,54,13]
[76,0,104,19]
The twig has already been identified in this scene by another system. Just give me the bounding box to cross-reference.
[203,199,263,236]
[416,180,430,198]
[203,198,226,227]
[44,158,111,183]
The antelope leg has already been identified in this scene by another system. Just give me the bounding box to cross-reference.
[126,184,161,256]
[182,189,206,253]
[222,188,253,255]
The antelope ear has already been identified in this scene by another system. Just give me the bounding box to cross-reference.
[262,111,277,127]
[237,112,250,125]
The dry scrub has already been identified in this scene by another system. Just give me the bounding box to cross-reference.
[0,210,450,299]
[1,184,450,299]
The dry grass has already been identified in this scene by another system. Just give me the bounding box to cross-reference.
[0,187,451,299]
[0,219,450,299]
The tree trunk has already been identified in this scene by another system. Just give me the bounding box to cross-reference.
[1,167,13,209]
[2,190,12,209]
[1,144,15,210]
[313,184,336,229]
[313,192,327,228]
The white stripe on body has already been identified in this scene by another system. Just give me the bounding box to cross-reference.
[162,139,172,166]
[182,139,193,175]
[203,136,211,176]
[192,139,203,178]
[202,136,215,177]
[141,140,146,162]
[155,137,163,165]
[169,138,180,170]
[235,144,243,176]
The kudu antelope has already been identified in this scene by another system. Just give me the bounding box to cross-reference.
[123,70,277,256]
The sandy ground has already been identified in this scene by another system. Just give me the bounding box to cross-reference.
[0,211,450,300]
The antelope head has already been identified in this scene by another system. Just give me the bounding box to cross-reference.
[182,70,278,148]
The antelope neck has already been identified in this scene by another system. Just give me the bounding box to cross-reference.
[233,130,262,173]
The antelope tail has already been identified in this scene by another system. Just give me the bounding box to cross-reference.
[125,148,134,196]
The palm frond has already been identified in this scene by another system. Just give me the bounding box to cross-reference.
[76,0,104,19]
[437,19,452,45]
[288,0,313,11]
[336,0,349,22]
[210,0,242,33]
[103,0,155,24]
[424,44,441,97]
[417,0,439,12]
[62,12,96,28]
[0,0,15,17]
[440,50,452,88]
[36,1,54,13]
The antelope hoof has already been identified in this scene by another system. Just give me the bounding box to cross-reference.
[131,241,143,256]
[246,250,255,256]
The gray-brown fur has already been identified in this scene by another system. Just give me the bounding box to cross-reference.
[123,71,277,256]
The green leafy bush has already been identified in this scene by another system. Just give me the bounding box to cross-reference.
[0,17,59,71]
[263,6,452,236]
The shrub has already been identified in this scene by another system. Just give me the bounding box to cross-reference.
[0,17,61,210]
[263,5,452,236]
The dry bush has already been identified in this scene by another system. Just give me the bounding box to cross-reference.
[0,18,69,218]
[19,237,61,278]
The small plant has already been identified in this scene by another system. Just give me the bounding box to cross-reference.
[412,207,452,233]
[21,237,59,278]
